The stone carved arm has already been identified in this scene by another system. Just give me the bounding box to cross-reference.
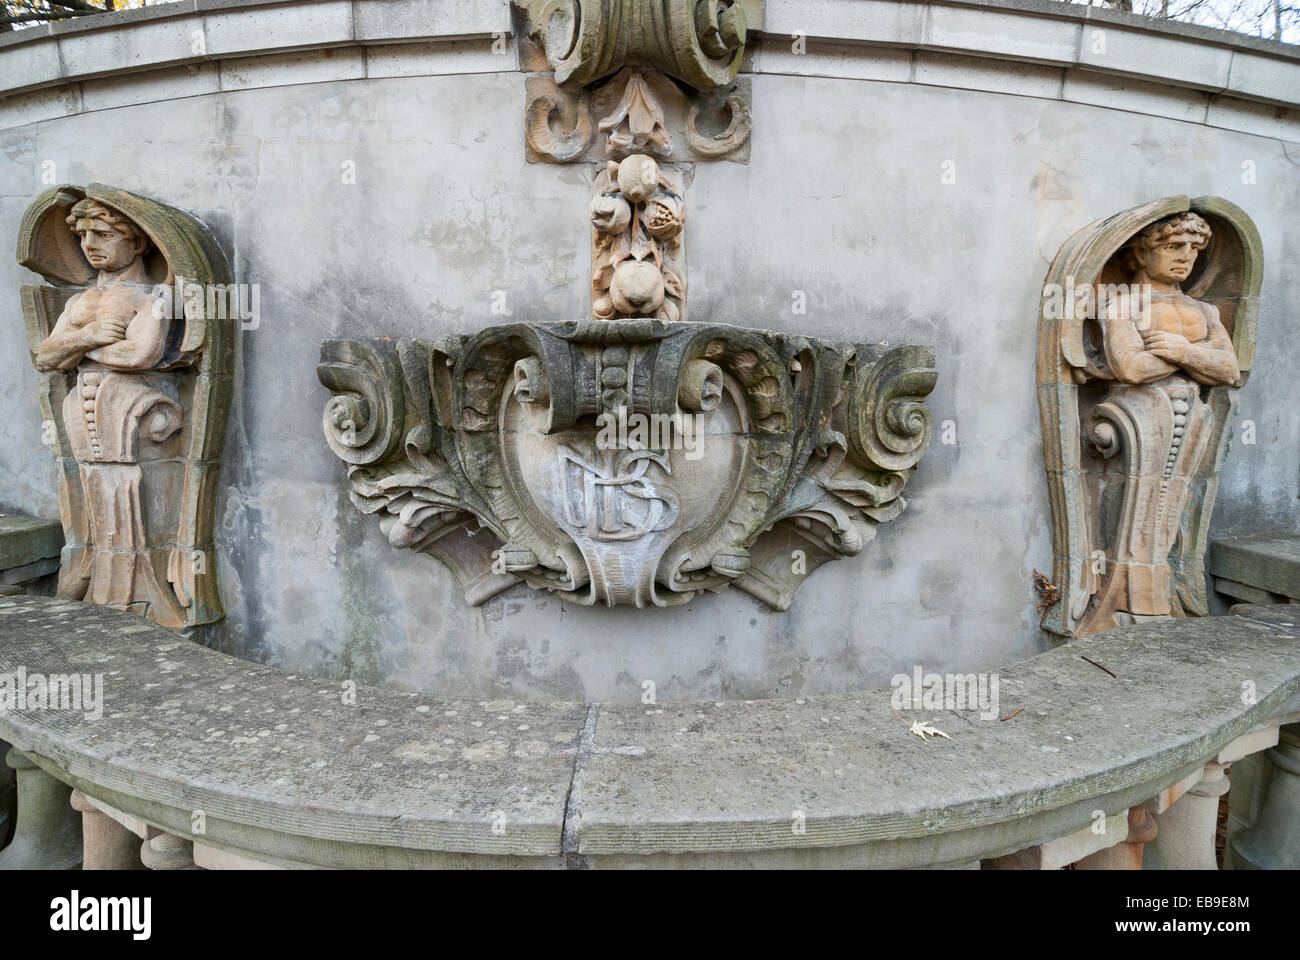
[1103,304,1239,388]
[1102,314,1180,384]
[34,293,124,372]
[1149,304,1240,386]
[84,300,170,371]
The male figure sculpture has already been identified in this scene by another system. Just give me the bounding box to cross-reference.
[34,199,186,624]
[1089,212,1240,622]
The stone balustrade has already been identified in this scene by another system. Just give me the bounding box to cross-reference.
[0,515,64,849]
[0,595,1296,869]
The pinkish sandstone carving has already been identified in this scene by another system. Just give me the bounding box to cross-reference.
[517,1,757,164]
[18,185,234,628]
[590,155,686,322]
[1038,197,1260,637]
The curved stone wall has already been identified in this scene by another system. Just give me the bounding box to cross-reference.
[2,0,1298,701]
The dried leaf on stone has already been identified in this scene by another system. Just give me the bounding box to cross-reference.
[908,719,953,741]
[1032,568,1061,615]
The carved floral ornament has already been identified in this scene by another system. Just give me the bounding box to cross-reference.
[313,2,935,614]
[517,0,759,163]
[318,325,935,610]
[1037,195,1261,637]
[319,138,937,611]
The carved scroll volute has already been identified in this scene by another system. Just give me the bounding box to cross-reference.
[449,329,579,573]
[1037,197,1262,637]
[526,88,594,162]
[523,0,754,92]
[318,339,405,466]
[845,345,937,475]
[319,320,938,611]
[518,2,757,164]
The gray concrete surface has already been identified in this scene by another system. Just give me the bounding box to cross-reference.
[1212,533,1300,602]
[1,1,1298,701]
[0,595,1296,867]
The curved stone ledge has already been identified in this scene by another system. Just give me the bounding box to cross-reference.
[0,595,1296,868]
[0,0,1297,145]
[761,0,1300,107]
[574,606,1300,864]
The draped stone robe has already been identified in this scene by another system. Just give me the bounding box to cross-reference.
[63,362,185,623]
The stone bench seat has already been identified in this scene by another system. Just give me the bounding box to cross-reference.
[1212,533,1300,605]
[0,595,1298,868]
[0,515,62,594]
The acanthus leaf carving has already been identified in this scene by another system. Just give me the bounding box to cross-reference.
[517,1,759,164]
[599,69,672,157]
[319,322,935,611]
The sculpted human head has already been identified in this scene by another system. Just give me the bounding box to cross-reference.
[66,199,149,273]
[1126,212,1211,286]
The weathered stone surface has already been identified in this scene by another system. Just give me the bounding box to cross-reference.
[0,515,62,573]
[983,811,1127,869]
[566,609,1300,863]
[17,185,234,629]
[524,69,753,165]
[70,788,143,870]
[0,747,81,869]
[0,738,13,845]
[318,133,935,611]
[1227,722,1300,869]
[516,0,758,164]
[1036,198,1261,637]
[1073,805,1157,869]
[0,596,585,863]
[1211,533,1300,602]
[318,322,936,610]
[3,2,1300,704]
[1,596,1297,867]
[516,0,759,92]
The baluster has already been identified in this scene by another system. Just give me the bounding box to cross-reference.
[141,830,198,870]
[0,748,81,869]
[70,789,142,870]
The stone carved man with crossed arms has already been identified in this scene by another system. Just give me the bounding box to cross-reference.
[35,199,186,624]
[1090,211,1240,622]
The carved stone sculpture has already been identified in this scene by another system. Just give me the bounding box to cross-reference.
[319,142,935,609]
[322,19,939,612]
[17,185,234,628]
[516,0,758,164]
[1037,197,1260,637]
[320,324,934,609]
[590,154,687,322]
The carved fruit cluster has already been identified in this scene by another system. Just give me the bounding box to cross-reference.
[591,154,686,321]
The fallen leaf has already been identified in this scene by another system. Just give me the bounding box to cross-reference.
[1032,568,1061,615]
[909,720,953,741]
